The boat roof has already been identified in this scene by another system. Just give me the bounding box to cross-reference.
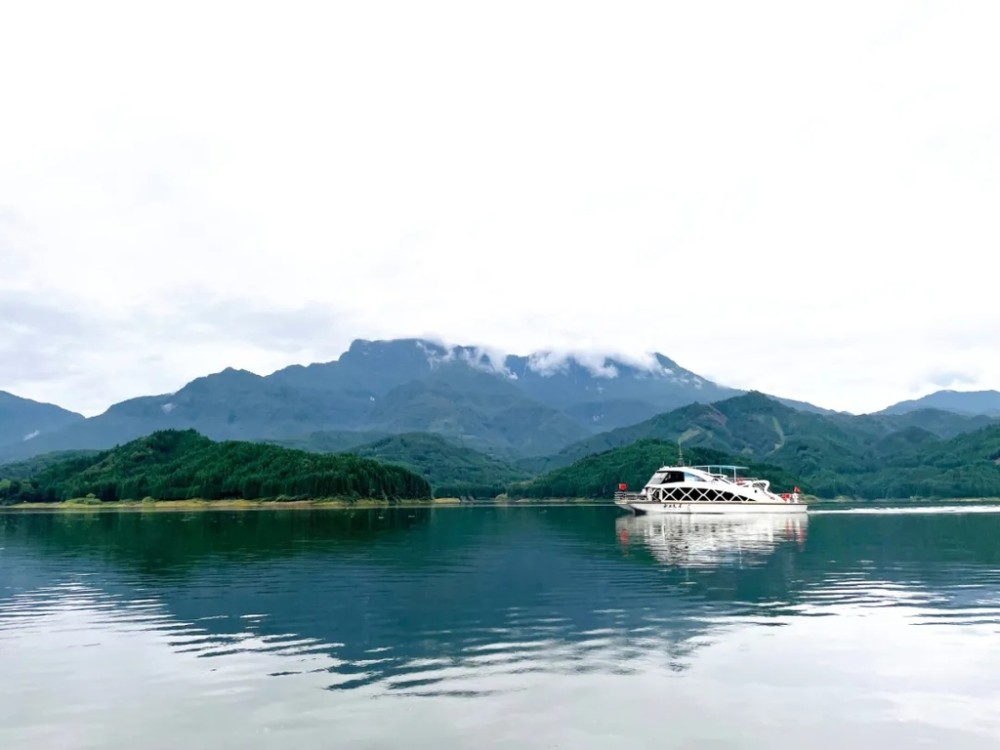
[652,465,741,474]
[649,465,752,479]
[659,464,750,471]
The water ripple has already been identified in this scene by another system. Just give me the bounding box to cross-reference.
[2,507,1000,747]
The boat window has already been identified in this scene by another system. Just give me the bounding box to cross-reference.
[650,470,697,485]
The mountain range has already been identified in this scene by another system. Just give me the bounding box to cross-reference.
[2,338,999,500]
[529,392,998,473]
[879,389,1000,417]
[0,391,83,447]
[0,338,797,463]
[5,394,999,501]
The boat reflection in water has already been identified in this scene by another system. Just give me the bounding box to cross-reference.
[615,512,808,568]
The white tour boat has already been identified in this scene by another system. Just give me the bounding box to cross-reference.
[614,464,807,515]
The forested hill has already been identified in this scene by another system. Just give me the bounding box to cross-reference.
[511,425,1000,501]
[269,431,531,497]
[0,430,430,504]
[347,433,531,497]
[531,392,998,475]
[814,422,1000,499]
[0,449,101,481]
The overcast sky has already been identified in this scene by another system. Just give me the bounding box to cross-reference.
[1,1,998,417]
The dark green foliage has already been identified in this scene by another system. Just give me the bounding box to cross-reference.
[549,394,997,472]
[0,430,430,504]
[276,431,530,498]
[540,392,881,471]
[809,423,1000,499]
[271,430,391,453]
[531,393,1000,498]
[517,394,1000,500]
[347,433,531,497]
[0,449,101,480]
[512,440,800,499]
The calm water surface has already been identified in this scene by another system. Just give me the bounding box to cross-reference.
[2,505,999,749]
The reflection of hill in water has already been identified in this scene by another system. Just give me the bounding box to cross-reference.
[615,513,807,569]
[0,508,759,689]
[3,507,999,696]
[0,508,433,577]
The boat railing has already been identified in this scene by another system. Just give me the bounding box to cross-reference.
[614,490,641,505]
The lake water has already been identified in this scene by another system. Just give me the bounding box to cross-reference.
[2,505,999,749]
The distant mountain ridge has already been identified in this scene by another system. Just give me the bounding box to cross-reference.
[0,391,84,447]
[268,338,747,428]
[2,338,995,468]
[881,390,1000,417]
[0,338,771,462]
[7,393,1000,501]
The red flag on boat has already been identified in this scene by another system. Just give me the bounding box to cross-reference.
[794,486,801,493]
[618,483,628,491]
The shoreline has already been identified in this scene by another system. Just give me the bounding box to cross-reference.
[0,496,618,512]
[3,496,998,513]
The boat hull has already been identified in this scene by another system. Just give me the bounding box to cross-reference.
[623,501,807,515]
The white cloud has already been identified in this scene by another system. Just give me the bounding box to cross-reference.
[526,351,622,379]
[1,1,998,415]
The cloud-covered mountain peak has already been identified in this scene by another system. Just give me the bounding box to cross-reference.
[418,341,517,379]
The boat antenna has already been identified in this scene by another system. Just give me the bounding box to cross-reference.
[676,440,684,466]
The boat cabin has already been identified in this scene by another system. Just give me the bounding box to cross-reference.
[646,468,706,485]
[645,466,748,486]
[641,465,774,496]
